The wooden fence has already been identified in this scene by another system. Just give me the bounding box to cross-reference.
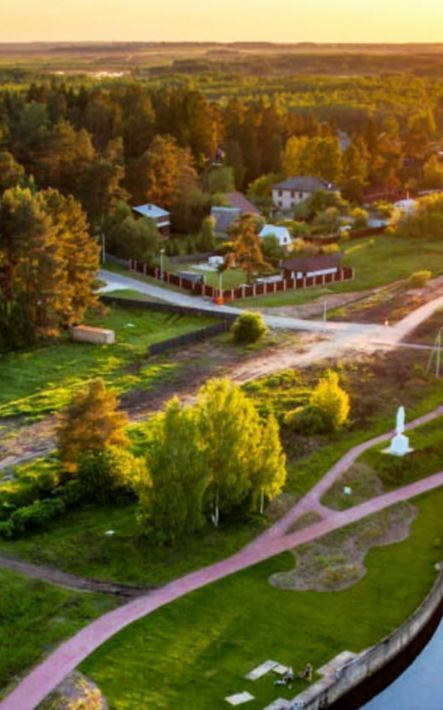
[128,259,355,301]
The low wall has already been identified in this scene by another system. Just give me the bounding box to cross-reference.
[149,321,230,356]
[100,294,237,322]
[291,563,443,709]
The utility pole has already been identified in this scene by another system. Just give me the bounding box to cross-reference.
[160,248,165,281]
[426,328,442,378]
[323,300,327,329]
[101,232,106,264]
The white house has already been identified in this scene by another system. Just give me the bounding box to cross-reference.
[272,176,340,211]
[259,224,292,248]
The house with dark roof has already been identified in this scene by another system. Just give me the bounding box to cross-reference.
[225,191,261,215]
[281,253,341,279]
[210,192,261,237]
[272,176,340,211]
[132,203,171,236]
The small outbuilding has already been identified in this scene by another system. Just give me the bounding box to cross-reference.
[281,254,342,279]
[132,203,171,236]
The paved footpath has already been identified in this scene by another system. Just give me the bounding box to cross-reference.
[2,407,442,710]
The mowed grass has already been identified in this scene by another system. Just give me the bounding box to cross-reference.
[0,306,214,420]
[81,489,443,709]
[322,416,443,510]
[0,503,264,587]
[0,569,115,695]
[237,234,443,307]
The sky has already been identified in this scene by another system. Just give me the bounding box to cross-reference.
[1,0,443,43]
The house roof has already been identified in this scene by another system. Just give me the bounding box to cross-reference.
[259,224,292,246]
[282,254,341,273]
[210,206,241,234]
[225,191,261,215]
[132,204,170,220]
[272,176,338,193]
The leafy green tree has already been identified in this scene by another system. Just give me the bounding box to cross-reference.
[393,193,443,241]
[251,415,286,514]
[107,215,159,262]
[309,370,350,431]
[56,379,128,473]
[0,151,25,192]
[351,207,369,229]
[341,139,368,202]
[229,213,270,283]
[77,445,148,503]
[207,166,235,194]
[312,207,341,235]
[261,234,285,261]
[138,398,209,544]
[282,135,308,177]
[196,378,260,525]
[422,155,443,189]
[197,215,216,252]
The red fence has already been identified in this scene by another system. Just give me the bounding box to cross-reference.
[128,260,355,301]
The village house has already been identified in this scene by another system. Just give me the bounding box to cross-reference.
[281,253,342,279]
[211,191,261,237]
[259,224,292,250]
[272,176,340,210]
[132,203,171,236]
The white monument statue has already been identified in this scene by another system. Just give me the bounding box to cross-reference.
[386,406,412,456]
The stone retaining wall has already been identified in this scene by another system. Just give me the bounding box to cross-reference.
[290,563,443,709]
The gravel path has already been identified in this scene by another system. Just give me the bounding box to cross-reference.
[2,406,442,710]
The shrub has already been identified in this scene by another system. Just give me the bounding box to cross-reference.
[2,498,66,537]
[408,270,432,288]
[77,446,145,503]
[232,312,267,344]
[284,404,332,435]
[309,370,350,431]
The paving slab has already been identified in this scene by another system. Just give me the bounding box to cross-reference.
[225,691,255,705]
[245,660,278,681]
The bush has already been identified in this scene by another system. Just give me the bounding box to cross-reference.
[408,270,432,288]
[310,370,350,431]
[77,446,144,503]
[1,498,66,538]
[284,404,332,435]
[232,312,267,344]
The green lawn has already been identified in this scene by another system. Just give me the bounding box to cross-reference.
[80,488,443,709]
[237,234,443,308]
[0,305,213,420]
[0,504,264,587]
[0,569,115,696]
[322,417,443,510]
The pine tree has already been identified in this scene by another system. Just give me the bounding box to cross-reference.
[56,378,128,473]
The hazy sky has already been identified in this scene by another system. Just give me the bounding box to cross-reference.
[2,0,443,43]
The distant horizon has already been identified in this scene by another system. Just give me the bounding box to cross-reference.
[2,40,443,46]
[2,0,443,44]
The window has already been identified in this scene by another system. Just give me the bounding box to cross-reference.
[278,200,283,208]
[299,192,304,199]
[278,190,283,197]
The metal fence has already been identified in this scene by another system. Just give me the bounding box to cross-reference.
[149,321,230,356]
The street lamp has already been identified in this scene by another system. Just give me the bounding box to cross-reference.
[160,248,165,280]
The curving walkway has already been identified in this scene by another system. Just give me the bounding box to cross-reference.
[1,406,442,710]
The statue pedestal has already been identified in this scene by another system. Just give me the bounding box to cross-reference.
[383,434,413,457]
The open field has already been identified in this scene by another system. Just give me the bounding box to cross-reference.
[0,305,213,421]
[80,488,443,709]
[0,569,115,696]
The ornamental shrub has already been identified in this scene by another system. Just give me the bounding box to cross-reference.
[232,312,267,344]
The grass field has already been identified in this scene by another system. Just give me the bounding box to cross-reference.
[0,305,213,420]
[322,417,443,510]
[237,234,443,307]
[0,569,115,696]
[80,488,443,709]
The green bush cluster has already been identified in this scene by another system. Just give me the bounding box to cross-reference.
[408,270,432,288]
[232,312,267,344]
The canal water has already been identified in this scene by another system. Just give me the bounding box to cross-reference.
[363,616,443,709]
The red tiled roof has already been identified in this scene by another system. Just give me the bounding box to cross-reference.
[226,191,262,215]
